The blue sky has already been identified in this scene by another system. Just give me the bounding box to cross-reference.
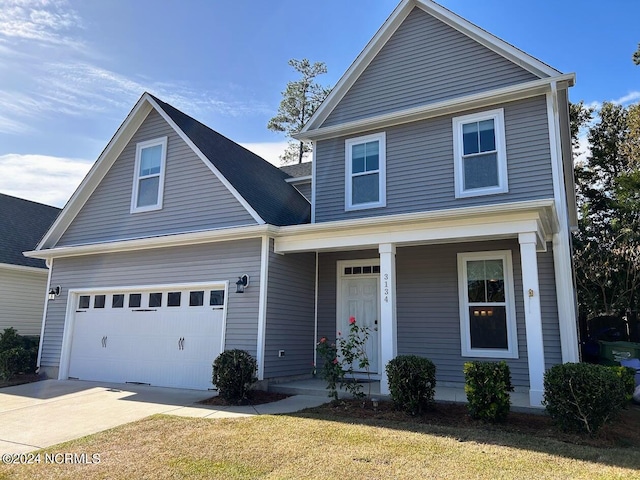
[0,0,638,207]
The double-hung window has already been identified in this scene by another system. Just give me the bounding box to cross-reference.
[453,109,507,198]
[345,132,386,210]
[131,137,167,213]
[457,251,518,358]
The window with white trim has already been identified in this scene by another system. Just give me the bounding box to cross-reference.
[457,251,518,358]
[345,132,386,210]
[453,109,507,198]
[131,137,167,213]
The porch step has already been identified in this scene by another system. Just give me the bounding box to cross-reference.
[269,378,382,399]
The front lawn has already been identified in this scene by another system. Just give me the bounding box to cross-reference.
[1,401,639,479]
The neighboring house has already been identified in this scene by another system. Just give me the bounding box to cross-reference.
[26,0,578,406]
[0,194,60,337]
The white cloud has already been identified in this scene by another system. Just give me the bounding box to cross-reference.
[240,141,312,166]
[0,153,91,207]
[614,91,640,106]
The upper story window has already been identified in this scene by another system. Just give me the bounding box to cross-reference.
[457,250,518,359]
[345,132,386,211]
[131,137,167,213]
[453,109,507,198]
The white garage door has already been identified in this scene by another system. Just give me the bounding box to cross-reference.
[67,284,226,390]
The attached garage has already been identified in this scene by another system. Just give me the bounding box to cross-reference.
[61,282,227,390]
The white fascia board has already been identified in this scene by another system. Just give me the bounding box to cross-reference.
[275,200,556,253]
[0,262,48,274]
[296,74,575,141]
[25,224,277,260]
[145,96,265,225]
[284,176,312,184]
[36,97,154,251]
[301,0,564,134]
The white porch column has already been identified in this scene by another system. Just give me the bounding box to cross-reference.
[518,232,546,406]
[379,243,397,395]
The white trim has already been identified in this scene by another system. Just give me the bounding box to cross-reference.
[300,0,565,134]
[313,251,319,369]
[0,263,48,274]
[58,280,229,381]
[311,142,317,223]
[256,236,269,380]
[453,109,508,198]
[285,175,312,184]
[36,258,53,368]
[336,258,382,377]
[296,74,574,141]
[345,132,386,211]
[457,250,518,359]
[25,224,277,260]
[145,95,265,225]
[546,86,579,362]
[378,243,397,394]
[130,136,167,213]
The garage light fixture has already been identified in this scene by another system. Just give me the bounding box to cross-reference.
[235,274,249,294]
[48,285,61,300]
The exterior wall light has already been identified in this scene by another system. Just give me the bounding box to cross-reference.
[48,285,61,300]
[235,274,249,294]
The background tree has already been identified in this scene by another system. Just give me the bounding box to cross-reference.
[267,59,331,164]
[633,43,640,65]
[573,101,640,318]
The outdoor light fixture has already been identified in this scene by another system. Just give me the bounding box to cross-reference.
[235,274,249,294]
[48,285,61,300]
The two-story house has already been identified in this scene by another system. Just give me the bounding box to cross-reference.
[26,0,578,407]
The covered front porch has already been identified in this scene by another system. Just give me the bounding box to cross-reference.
[273,200,579,407]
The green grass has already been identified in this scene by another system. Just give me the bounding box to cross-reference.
[0,409,639,479]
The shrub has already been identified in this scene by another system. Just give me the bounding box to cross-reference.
[212,349,257,404]
[463,361,513,423]
[0,328,38,380]
[543,362,630,435]
[315,337,344,400]
[386,355,436,415]
[611,366,637,403]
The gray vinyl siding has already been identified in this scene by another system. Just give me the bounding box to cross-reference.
[317,241,561,388]
[315,96,553,223]
[292,182,311,202]
[0,266,47,336]
[40,238,261,367]
[264,242,315,378]
[322,7,538,128]
[58,110,256,247]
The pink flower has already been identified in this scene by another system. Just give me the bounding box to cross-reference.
[319,337,326,343]
[349,316,356,325]
[332,358,338,364]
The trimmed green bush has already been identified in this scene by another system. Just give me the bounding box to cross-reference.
[386,355,436,415]
[543,362,630,435]
[212,349,257,404]
[0,328,38,380]
[612,366,637,403]
[463,361,513,423]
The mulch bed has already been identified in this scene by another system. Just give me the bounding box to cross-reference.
[0,373,44,389]
[301,398,640,449]
[198,390,291,406]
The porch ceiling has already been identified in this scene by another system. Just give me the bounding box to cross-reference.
[274,200,556,254]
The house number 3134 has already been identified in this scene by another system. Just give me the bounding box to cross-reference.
[383,273,389,303]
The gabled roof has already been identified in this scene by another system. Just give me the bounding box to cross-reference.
[149,95,311,227]
[301,0,566,134]
[0,193,60,268]
[37,93,310,250]
[280,162,312,179]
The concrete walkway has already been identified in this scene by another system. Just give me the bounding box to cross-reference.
[0,380,327,455]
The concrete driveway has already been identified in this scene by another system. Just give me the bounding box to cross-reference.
[0,380,326,454]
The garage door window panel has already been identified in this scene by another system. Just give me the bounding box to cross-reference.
[149,293,162,308]
[210,290,225,307]
[168,292,181,307]
[94,295,106,309]
[112,294,124,308]
[190,291,204,306]
[79,295,90,309]
[129,294,142,308]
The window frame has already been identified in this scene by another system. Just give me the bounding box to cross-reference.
[131,136,168,213]
[457,250,518,359]
[344,132,386,211]
[452,109,507,198]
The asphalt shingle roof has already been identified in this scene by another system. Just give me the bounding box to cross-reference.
[0,194,60,268]
[150,95,311,226]
[280,162,312,179]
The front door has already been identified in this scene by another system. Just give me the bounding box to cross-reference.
[338,263,380,374]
